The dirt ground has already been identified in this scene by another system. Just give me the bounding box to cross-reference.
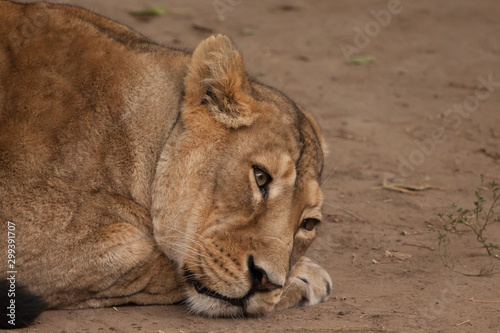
[8,0,500,332]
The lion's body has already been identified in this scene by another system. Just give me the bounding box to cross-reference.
[0,1,331,328]
[0,1,186,310]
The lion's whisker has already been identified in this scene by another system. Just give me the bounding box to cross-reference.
[321,165,339,187]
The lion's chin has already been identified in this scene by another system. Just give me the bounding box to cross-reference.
[184,284,282,317]
[184,287,244,318]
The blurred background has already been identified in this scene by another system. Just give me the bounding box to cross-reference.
[27,0,500,332]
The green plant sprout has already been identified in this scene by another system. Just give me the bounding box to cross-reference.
[435,175,500,276]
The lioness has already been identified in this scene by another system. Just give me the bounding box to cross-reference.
[0,1,331,328]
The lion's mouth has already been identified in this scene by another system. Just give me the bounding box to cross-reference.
[183,268,249,308]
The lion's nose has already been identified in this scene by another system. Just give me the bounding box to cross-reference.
[247,255,283,292]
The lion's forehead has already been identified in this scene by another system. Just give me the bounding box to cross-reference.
[249,85,324,175]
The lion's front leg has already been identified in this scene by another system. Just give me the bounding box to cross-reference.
[275,257,332,311]
[74,251,186,309]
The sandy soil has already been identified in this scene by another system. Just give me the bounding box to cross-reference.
[7,0,500,332]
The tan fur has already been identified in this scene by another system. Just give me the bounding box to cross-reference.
[0,1,331,318]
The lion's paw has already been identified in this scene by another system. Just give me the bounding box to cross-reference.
[276,257,332,310]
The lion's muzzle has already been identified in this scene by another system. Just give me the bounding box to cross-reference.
[183,253,284,311]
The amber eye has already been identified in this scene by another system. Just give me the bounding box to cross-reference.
[253,167,272,198]
[300,218,320,231]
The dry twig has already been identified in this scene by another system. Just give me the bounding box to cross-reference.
[455,319,471,326]
[402,242,435,251]
[470,297,500,304]
[377,178,436,195]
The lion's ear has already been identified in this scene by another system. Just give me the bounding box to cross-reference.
[183,35,257,128]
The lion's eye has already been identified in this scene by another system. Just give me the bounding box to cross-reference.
[300,218,320,231]
[253,167,272,198]
[254,168,270,187]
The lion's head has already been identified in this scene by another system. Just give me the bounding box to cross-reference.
[152,35,327,316]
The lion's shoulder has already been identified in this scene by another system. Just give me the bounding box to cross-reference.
[0,1,188,205]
